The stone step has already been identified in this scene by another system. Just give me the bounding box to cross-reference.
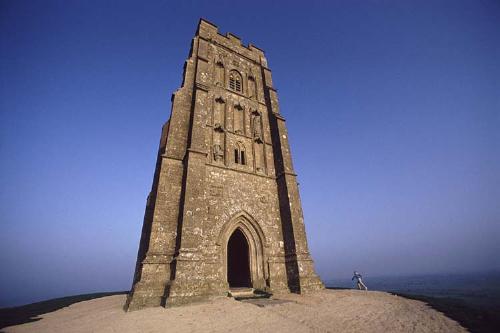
[228,288,272,300]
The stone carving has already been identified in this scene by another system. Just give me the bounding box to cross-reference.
[214,122,224,132]
[253,114,263,142]
[209,185,223,197]
[213,144,224,162]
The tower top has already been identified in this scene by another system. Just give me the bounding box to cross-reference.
[197,18,266,62]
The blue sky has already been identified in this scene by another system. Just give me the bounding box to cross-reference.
[1,0,499,307]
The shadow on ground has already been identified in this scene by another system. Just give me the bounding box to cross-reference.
[0,291,128,330]
[395,293,500,333]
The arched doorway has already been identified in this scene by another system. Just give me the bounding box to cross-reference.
[227,228,251,288]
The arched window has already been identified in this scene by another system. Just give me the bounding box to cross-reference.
[234,142,246,165]
[229,70,242,93]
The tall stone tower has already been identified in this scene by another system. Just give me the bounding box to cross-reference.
[126,19,323,311]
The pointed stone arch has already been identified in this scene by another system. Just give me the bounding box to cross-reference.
[229,69,243,92]
[217,211,268,290]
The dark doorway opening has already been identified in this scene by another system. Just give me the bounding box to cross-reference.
[227,229,251,288]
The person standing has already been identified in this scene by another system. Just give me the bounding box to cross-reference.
[352,271,368,290]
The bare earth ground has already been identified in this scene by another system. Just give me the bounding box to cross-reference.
[3,290,467,333]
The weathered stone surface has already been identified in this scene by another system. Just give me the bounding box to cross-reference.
[125,18,323,311]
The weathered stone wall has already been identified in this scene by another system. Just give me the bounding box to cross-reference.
[125,18,323,311]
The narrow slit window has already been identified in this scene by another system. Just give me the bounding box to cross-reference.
[234,149,239,164]
[240,151,246,165]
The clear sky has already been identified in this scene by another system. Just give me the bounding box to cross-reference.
[1,0,499,307]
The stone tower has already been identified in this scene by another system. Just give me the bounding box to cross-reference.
[125,19,323,311]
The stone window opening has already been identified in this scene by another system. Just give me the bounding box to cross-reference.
[229,70,242,93]
[234,143,246,165]
[241,150,246,165]
[234,149,239,164]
